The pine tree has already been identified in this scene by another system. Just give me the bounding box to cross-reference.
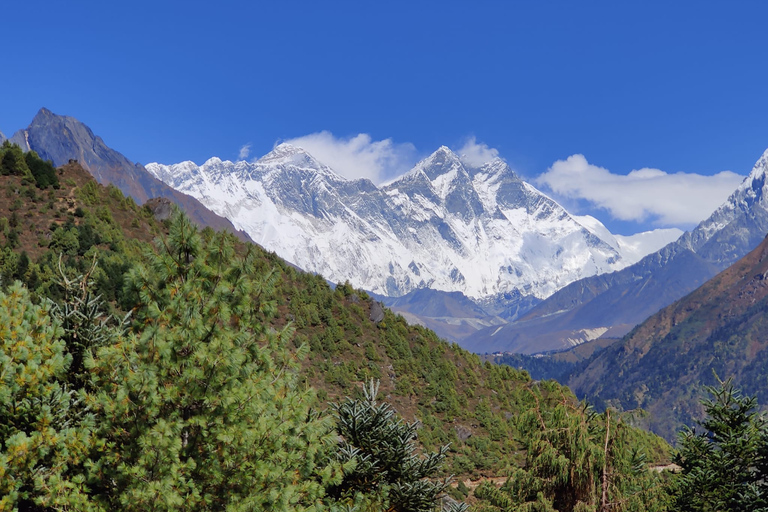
[673,378,768,512]
[0,282,96,511]
[329,380,466,512]
[85,211,342,511]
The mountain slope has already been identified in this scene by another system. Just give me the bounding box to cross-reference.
[567,233,768,441]
[9,108,252,242]
[470,148,768,354]
[146,146,652,316]
[0,155,671,485]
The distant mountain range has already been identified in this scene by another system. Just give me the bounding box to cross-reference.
[146,145,679,333]
[9,108,764,359]
[568,231,768,441]
[465,149,768,354]
[6,108,251,242]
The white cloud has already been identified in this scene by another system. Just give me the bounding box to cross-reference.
[282,131,417,183]
[238,143,251,160]
[537,154,744,227]
[456,137,500,167]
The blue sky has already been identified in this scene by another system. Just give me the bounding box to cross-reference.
[3,1,768,235]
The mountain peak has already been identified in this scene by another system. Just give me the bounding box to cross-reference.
[260,143,316,163]
[256,143,348,182]
[36,107,55,118]
[747,147,768,178]
[411,145,464,180]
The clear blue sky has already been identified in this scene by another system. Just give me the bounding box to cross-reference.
[3,1,768,235]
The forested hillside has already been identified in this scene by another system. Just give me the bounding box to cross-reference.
[0,143,683,511]
[566,232,768,441]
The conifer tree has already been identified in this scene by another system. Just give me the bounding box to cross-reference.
[0,283,96,511]
[475,385,668,512]
[329,380,466,512]
[673,378,768,511]
[86,211,342,511]
[0,142,32,181]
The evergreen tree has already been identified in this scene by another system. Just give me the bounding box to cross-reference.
[475,385,669,512]
[0,283,96,511]
[86,211,342,511]
[0,142,32,181]
[24,150,59,189]
[329,380,466,512]
[673,378,768,511]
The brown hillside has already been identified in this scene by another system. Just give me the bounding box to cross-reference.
[569,233,768,441]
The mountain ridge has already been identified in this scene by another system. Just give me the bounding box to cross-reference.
[567,231,768,441]
[467,148,768,354]
[146,144,679,322]
[8,108,253,243]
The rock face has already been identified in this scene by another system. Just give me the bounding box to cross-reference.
[467,148,768,354]
[143,197,174,221]
[11,108,252,242]
[147,145,676,320]
[0,130,6,144]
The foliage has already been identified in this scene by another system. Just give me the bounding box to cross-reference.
[0,165,680,510]
[329,380,466,512]
[494,353,577,382]
[25,150,60,189]
[0,283,95,511]
[476,384,669,512]
[85,212,342,511]
[0,142,33,184]
[672,378,768,511]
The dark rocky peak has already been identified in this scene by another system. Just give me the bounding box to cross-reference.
[9,129,30,151]
[15,107,252,243]
[15,107,131,184]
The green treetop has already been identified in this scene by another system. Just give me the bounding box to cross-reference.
[85,211,343,511]
[0,283,95,511]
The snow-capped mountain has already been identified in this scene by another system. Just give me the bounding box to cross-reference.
[146,145,679,311]
[464,147,768,354]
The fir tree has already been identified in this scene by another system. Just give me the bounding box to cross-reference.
[673,378,768,511]
[329,380,466,512]
[475,384,669,512]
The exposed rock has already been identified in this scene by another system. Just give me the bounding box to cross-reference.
[455,425,473,442]
[144,197,174,221]
[15,108,253,244]
[369,301,385,324]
